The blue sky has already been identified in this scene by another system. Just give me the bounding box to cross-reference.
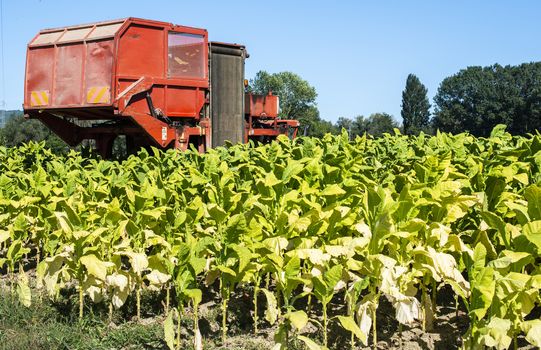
[1,0,540,123]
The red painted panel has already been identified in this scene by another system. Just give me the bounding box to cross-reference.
[25,47,54,107]
[166,87,205,117]
[54,44,84,106]
[245,94,279,118]
[84,40,114,105]
[117,79,148,112]
[150,86,165,112]
[117,25,165,78]
[24,18,218,150]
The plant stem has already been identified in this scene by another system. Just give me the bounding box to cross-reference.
[136,286,141,321]
[194,300,200,350]
[347,289,355,350]
[253,284,259,334]
[7,267,13,296]
[176,306,182,350]
[455,294,459,320]
[399,323,403,349]
[431,280,437,312]
[78,283,84,320]
[166,285,170,314]
[221,295,228,344]
[421,286,427,331]
[286,321,290,348]
[109,300,113,324]
[372,305,377,350]
[323,302,328,347]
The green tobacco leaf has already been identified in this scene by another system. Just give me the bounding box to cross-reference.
[524,185,541,220]
[522,221,541,253]
[141,207,165,220]
[164,310,176,350]
[184,288,202,306]
[125,252,149,275]
[479,317,512,350]
[321,184,346,197]
[337,315,366,343]
[505,201,530,225]
[287,310,308,331]
[282,160,303,181]
[189,256,207,276]
[39,254,67,297]
[0,230,10,244]
[481,211,509,248]
[17,271,31,307]
[264,237,289,255]
[522,319,541,347]
[297,335,326,350]
[296,248,330,265]
[472,243,487,270]
[54,212,73,234]
[324,265,344,291]
[496,272,531,297]
[230,244,252,273]
[207,203,227,223]
[6,240,30,267]
[284,256,300,278]
[313,264,343,304]
[146,269,171,286]
[261,288,278,325]
[470,267,495,319]
[264,172,282,188]
[488,251,533,271]
[216,265,237,277]
[80,255,108,281]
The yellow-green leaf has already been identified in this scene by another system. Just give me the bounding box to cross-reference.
[261,288,278,325]
[287,310,308,331]
[164,310,176,350]
[297,335,325,350]
[17,271,31,307]
[80,255,108,281]
[337,315,365,342]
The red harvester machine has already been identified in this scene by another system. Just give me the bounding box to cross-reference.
[23,18,299,157]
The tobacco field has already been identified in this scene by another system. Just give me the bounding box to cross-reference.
[1,126,541,349]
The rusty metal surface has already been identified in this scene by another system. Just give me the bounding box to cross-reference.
[25,37,115,109]
[24,18,210,151]
[245,93,279,118]
[23,17,297,155]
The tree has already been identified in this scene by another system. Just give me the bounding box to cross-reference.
[249,71,333,137]
[0,113,69,153]
[249,71,317,119]
[401,74,431,135]
[335,113,398,138]
[432,63,541,136]
[362,113,399,137]
[335,117,355,139]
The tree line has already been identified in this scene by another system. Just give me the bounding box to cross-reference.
[250,62,541,138]
[2,62,541,152]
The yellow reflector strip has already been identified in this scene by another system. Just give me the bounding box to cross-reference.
[86,86,110,104]
[30,90,49,106]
